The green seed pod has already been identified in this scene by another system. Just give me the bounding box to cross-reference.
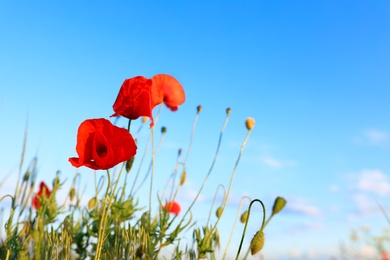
[126,156,135,173]
[69,188,75,201]
[272,196,287,216]
[179,170,187,186]
[240,210,249,224]
[161,126,167,134]
[88,197,97,210]
[23,170,30,182]
[216,207,223,218]
[250,230,265,255]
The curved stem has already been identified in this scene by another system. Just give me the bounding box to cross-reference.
[223,196,251,260]
[235,199,266,260]
[206,184,226,227]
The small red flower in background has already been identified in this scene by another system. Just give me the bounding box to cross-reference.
[151,74,185,111]
[111,76,159,127]
[32,181,51,209]
[163,201,181,215]
[69,118,137,170]
[382,251,389,260]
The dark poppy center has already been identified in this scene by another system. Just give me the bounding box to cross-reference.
[96,145,108,158]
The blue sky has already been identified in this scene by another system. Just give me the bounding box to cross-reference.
[1,1,390,258]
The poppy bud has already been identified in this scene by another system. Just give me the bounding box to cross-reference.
[88,197,97,209]
[240,210,249,224]
[126,157,135,173]
[178,148,182,156]
[69,188,75,201]
[179,170,187,186]
[250,230,265,255]
[161,126,167,134]
[245,117,255,130]
[216,207,223,218]
[197,105,202,113]
[272,196,287,216]
[23,171,30,182]
[226,107,231,115]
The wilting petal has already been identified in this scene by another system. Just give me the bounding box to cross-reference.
[151,74,185,111]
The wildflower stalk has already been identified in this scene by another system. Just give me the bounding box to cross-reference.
[204,125,252,247]
[206,184,226,226]
[182,106,201,170]
[14,126,28,204]
[235,199,266,260]
[179,108,229,225]
[129,135,151,196]
[133,127,166,195]
[160,150,182,202]
[95,170,111,260]
[149,126,155,217]
[222,196,251,260]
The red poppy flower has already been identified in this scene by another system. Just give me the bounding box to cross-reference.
[111,76,161,127]
[69,118,137,170]
[151,74,185,111]
[32,181,51,209]
[163,201,181,215]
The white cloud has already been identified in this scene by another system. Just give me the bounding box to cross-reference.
[285,221,323,235]
[329,184,340,192]
[261,155,295,169]
[354,129,388,146]
[356,169,390,196]
[285,197,323,218]
[178,181,205,203]
[365,129,388,144]
[287,203,323,218]
[352,193,378,216]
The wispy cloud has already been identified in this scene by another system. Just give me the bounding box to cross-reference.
[261,155,295,169]
[285,221,323,235]
[351,193,380,216]
[354,129,389,146]
[284,197,323,218]
[356,169,390,196]
[343,169,390,220]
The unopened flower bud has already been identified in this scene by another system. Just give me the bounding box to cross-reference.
[88,197,97,209]
[226,107,231,115]
[23,171,30,182]
[250,230,265,255]
[161,126,167,134]
[197,105,202,113]
[178,148,182,156]
[245,117,255,130]
[216,207,223,218]
[179,170,187,186]
[240,210,249,224]
[272,196,287,216]
[69,188,75,201]
[126,157,135,173]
